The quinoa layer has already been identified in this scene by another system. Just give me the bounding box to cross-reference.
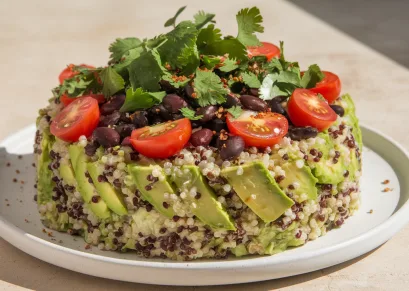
[34,97,361,261]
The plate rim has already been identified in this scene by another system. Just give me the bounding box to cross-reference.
[1,123,409,271]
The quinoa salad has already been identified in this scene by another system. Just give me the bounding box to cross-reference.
[34,6,362,260]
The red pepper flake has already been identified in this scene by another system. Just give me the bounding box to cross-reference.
[21,181,25,185]
[382,179,390,185]
[6,162,11,167]
[368,209,374,214]
[24,219,29,223]
[47,232,54,237]
[5,199,8,202]
[13,178,17,183]
[6,203,10,206]
[16,170,20,174]
[18,155,23,159]
[382,187,393,192]
[85,244,91,250]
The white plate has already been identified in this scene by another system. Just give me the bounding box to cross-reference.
[0,124,408,286]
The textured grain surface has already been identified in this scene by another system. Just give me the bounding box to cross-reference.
[1,0,409,290]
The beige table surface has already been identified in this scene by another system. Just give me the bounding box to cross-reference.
[1,0,409,290]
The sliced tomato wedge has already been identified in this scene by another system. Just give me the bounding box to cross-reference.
[58,64,95,84]
[308,71,341,104]
[287,88,337,131]
[60,93,106,106]
[130,118,192,158]
[247,42,280,61]
[226,111,288,147]
[50,97,100,142]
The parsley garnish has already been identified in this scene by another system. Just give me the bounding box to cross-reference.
[241,71,261,88]
[194,11,216,29]
[226,106,243,118]
[180,108,204,120]
[109,38,142,63]
[100,67,125,97]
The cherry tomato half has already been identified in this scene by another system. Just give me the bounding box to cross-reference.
[247,42,280,61]
[130,118,192,158]
[308,71,341,104]
[58,64,95,84]
[287,88,337,131]
[226,111,288,147]
[60,94,106,106]
[50,97,100,142]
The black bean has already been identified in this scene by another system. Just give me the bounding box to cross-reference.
[119,112,132,124]
[223,94,241,108]
[92,127,121,148]
[219,136,245,160]
[162,94,188,113]
[272,96,287,103]
[197,106,218,123]
[330,105,345,117]
[205,118,227,133]
[190,121,202,129]
[287,126,318,141]
[132,111,149,128]
[184,84,194,98]
[100,95,126,115]
[159,79,176,93]
[99,111,121,127]
[268,100,286,115]
[190,129,214,147]
[115,124,135,139]
[248,88,259,97]
[151,104,173,121]
[240,95,268,111]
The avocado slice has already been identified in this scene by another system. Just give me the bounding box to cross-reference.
[87,162,128,216]
[173,165,236,231]
[279,162,318,202]
[127,165,176,218]
[339,94,362,151]
[221,161,294,223]
[59,162,76,186]
[311,133,346,185]
[68,145,111,219]
[36,133,55,205]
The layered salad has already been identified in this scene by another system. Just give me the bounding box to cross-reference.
[34,6,362,260]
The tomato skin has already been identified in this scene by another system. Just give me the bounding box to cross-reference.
[58,64,94,84]
[60,94,106,106]
[247,42,280,61]
[226,111,288,147]
[130,119,192,158]
[287,88,337,131]
[309,71,341,104]
[50,97,100,142]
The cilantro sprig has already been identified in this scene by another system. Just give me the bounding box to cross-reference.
[51,6,325,115]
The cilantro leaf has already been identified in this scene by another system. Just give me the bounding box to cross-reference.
[264,58,283,73]
[53,68,102,99]
[177,37,200,75]
[226,106,243,118]
[162,73,191,88]
[179,108,203,120]
[120,88,166,112]
[259,71,301,100]
[194,69,228,106]
[202,55,221,70]
[236,7,264,46]
[158,21,198,71]
[128,49,164,92]
[200,37,247,62]
[99,67,125,97]
[109,38,143,63]
[113,46,145,76]
[196,24,222,50]
[164,6,186,27]
[194,11,215,29]
[219,58,238,72]
[241,71,261,88]
[301,64,324,89]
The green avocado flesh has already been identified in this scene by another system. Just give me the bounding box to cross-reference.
[68,145,111,219]
[279,163,318,202]
[173,165,236,231]
[87,162,128,216]
[128,165,176,218]
[221,161,294,222]
[36,134,55,205]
